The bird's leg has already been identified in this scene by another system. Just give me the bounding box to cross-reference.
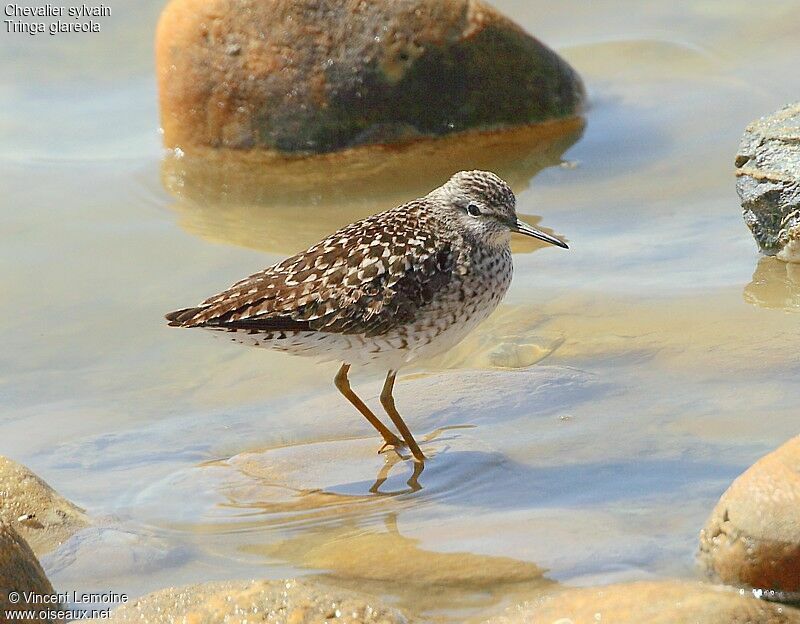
[334,363,404,451]
[406,460,424,491]
[380,371,426,463]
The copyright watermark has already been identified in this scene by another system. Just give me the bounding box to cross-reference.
[5,590,127,621]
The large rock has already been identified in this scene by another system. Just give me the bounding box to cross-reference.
[736,102,800,263]
[699,436,800,599]
[98,578,411,623]
[156,0,584,154]
[485,581,800,624]
[0,521,60,624]
[0,456,90,555]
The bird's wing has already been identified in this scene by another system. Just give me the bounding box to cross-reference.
[166,204,460,337]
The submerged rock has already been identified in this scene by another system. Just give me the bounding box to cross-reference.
[486,580,800,624]
[699,436,800,600]
[155,0,584,154]
[736,103,800,263]
[99,578,411,623]
[265,529,551,617]
[0,522,59,623]
[41,525,190,583]
[0,456,90,555]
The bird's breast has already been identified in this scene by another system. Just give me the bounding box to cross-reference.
[371,251,509,367]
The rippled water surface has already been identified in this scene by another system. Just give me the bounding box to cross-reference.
[2,2,800,621]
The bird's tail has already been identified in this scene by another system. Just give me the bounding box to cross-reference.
[165,307,204,327]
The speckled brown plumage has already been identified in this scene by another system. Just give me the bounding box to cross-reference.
[166,170,567,463]
[167,201,459,338]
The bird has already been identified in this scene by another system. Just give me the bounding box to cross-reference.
[166,170,567,464]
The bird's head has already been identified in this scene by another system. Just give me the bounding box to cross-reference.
[432,170,568,250]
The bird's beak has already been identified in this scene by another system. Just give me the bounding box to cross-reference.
[511,219,569,249]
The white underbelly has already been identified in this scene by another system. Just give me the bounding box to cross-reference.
[209,249,513,370]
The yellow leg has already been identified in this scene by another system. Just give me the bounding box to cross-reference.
[380,371,426,463]
[334,363,403,450]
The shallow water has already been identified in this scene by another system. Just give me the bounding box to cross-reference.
[2,1,800,622]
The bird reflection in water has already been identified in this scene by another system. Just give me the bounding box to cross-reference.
[369,425,475,493]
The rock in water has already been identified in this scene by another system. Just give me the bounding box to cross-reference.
[155,0,584,153]
[698,436,800,600]
[96,578,411,623]
[486,581,800,624]
[736,103,800,263]
[0,522,59,624]
[0,456,90,556]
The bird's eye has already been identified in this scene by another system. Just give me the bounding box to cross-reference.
[466,203,481,217]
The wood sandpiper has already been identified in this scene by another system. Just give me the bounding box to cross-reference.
[166,170,568,463]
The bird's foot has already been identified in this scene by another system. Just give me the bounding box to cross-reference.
[378,438,408,458]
